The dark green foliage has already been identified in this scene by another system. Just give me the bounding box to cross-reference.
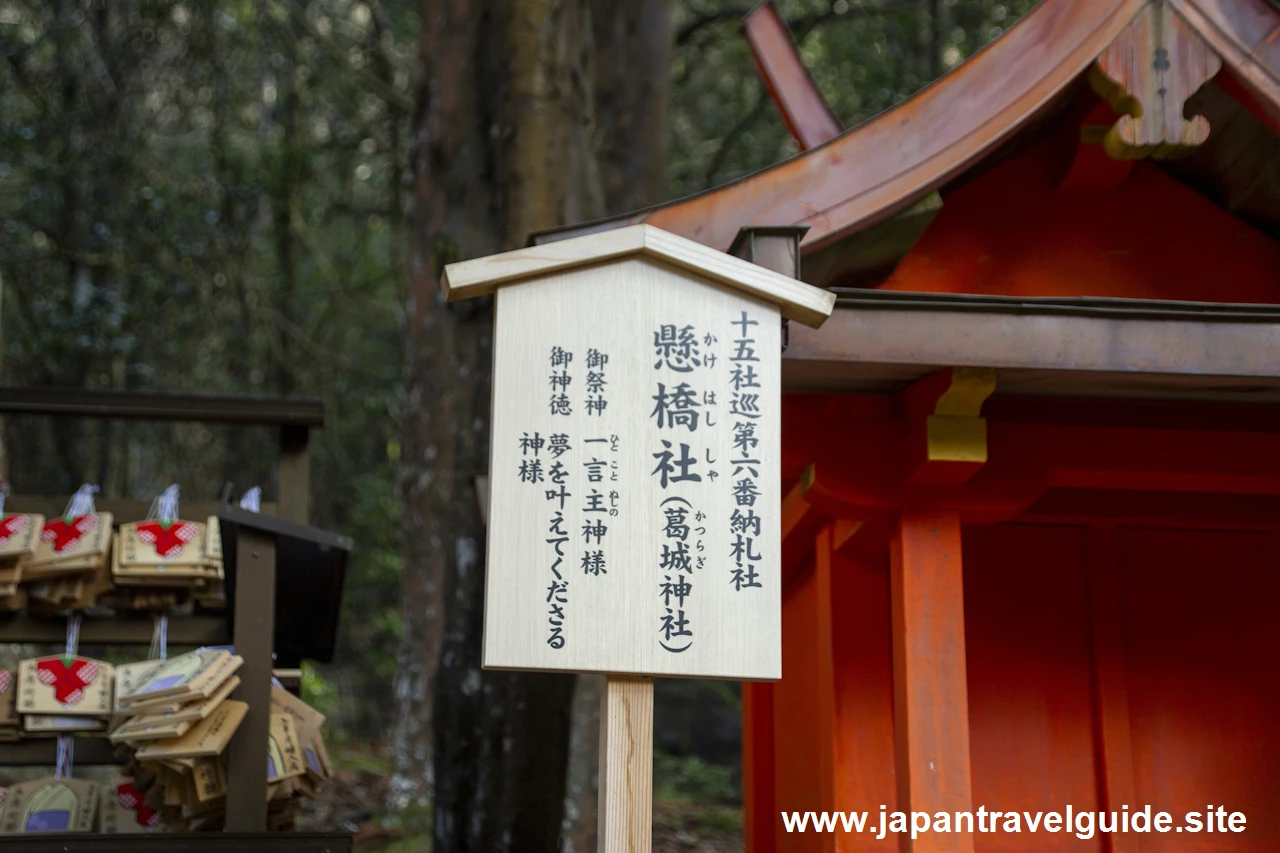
[656,751,740,806]
[0,0,414,734]
[0,0,1042,800]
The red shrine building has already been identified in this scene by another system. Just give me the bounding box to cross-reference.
[542,0,1280,849]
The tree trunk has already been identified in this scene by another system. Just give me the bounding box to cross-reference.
[590,0,676,214]
[560,672,603,852]
[395,0,674,848]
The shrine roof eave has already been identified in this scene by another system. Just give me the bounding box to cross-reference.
[532,0,1280,257]
[440,223,836,327]
[782,290,1280,403]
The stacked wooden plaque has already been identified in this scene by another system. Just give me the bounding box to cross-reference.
[0,484,109,611]
[0,649,335,834]
[0,666,17,742]
[0,651,113,834]
[102,650,333,832]
[0,484,338,835]
[0,506,43,609]
[0,486,227,612]
[99,771,162,834]
[110,650,245,746]
[112,515,225,611]
[20,510,114,613]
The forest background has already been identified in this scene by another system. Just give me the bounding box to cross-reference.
[0,0,1035,849]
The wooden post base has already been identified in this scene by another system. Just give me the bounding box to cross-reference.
[598,675,654,853]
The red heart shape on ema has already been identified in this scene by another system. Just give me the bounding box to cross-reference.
[117,785,138,810]
[0,514,30,548]
[36,658,101,706]
[40,514,99,553]
[136,521,200,558]
[117,782,159,828]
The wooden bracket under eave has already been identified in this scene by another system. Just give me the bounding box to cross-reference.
[781,469,870,586]
[781,472,826,586]
[903,367,997,486]
[1089,1,1222,161]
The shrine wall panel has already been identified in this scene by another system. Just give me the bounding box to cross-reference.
[962,523,1103,852]
[1119,527,1280,851]
[880,137,1280,304]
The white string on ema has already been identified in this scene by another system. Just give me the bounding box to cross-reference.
[55,733,73,778]
[148,483,181,523]
[65,612,82,658]
[56,612,84,779]
[64,483,99,517]
[149,613,169,661]
[239,486,262,512]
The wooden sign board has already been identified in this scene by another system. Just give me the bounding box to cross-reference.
[443,225,834,680]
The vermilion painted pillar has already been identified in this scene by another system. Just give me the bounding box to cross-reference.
[742,680,777,853]
[890,510,975,853]
[812,524,838,814]
[763,524,840,853]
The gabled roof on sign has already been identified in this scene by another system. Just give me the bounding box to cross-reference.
[440,223,837,328]
[532,0,1280,257]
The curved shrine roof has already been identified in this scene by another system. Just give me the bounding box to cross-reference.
[535,0,1280,269]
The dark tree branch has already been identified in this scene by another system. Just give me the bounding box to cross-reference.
[676,7,751,45]
[679,0,889,47]
[282,0,413,112]
[703,83,771,188]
